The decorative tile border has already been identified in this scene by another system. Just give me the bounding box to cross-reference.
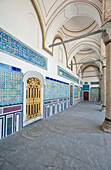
[0,104,22,115]
[91,87,99,89]
[58,66,79,84]
[3,104,22,114]
[46,76,69,85]
[0,109,23,138]
[0,109,2,114]
[0,28,47,70]
[43,97,70,118]
[44,97,69,105]
[91,82,99,85]
[83,85,90,91]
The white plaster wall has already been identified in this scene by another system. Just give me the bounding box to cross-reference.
[83,66,100,85]
[0,0,42,51]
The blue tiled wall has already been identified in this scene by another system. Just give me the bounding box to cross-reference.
[44,77,70,100]
[58,66,79,84]
[0,63,23,106]
[0,63,23,139]
[83,85,90,91]
[90,87,99,101]
[0,28,47,70]
[91,82,99,85]
[74,86,78,98]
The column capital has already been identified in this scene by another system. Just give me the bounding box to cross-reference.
[102,22,111,45]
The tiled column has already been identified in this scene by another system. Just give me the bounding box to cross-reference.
[101,65,106,112]
[102,26,111,132]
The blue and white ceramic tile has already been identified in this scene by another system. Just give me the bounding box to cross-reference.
[0,63,23,106]
[44,77,70,100]
[0,28,47,70]
[58,66,79,84]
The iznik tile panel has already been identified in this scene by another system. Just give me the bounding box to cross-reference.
[80,87,83,97]
[90,87,99,97]
[44,77,70,100]
[0,63,23,106]
[91,82,99,85]
[74,86,78,98]
[83,85,90,91]
[58,66,79,84]
[0,28,47,70]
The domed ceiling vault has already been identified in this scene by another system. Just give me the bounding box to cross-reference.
[32,0,102,75]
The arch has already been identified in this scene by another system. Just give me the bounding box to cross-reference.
[73,56,77,75]
[22,71,46,126]
[69,40,100,55]
[82,64,100,79]
[77,57,100,75]
[52,35,70,68]
[82,64,100,73]
[31,0,52,55]
[31,0,102,55]
[68,40,100,65]
[45,1,102,51]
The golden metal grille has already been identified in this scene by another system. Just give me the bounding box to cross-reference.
[78,87,80,101]
[70,85,73,105]
[26,77,41,120]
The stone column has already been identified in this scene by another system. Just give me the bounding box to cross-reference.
[101,65,106,112]
[99,73,103,104]
[102,25,111,132]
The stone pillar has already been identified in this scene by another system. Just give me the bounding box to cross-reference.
[101,65,106,112]
[102,25,111,132]
[99,73,103,104]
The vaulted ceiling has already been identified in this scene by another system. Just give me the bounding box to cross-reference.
[33,0,103,76]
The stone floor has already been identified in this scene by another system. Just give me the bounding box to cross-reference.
[0,102,111,170]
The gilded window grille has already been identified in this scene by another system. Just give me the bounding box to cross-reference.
[78,87,80,101]
[26,77,41,120]
[70,85,73,105]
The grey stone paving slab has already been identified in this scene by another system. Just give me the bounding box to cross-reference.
[51,153,95,170]
[0,160,19,170]
[0,102,111,170]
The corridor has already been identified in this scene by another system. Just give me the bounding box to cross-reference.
[0,102,111,170]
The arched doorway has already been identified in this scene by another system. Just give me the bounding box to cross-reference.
[84,91,89,101]
[26,77,41,120]
[22,71,45,126]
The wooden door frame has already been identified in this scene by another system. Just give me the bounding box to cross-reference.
[83,91,89,101]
